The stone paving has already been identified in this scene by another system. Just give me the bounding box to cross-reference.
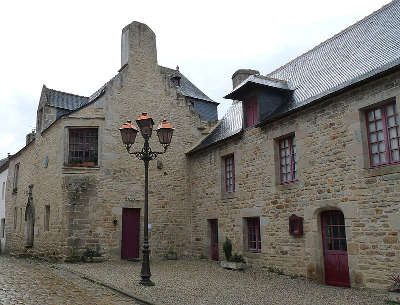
[0,256,140,305]
[58,258,393,305]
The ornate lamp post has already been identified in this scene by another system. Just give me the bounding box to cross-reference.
[119,113,174,286]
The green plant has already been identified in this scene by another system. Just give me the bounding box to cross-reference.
[223,237,232,261]
[389,273,400,292]
[82,248,101,259]
[230,253,244,263]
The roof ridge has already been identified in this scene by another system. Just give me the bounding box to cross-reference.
[267,0,396,76]
[46,87,89,99]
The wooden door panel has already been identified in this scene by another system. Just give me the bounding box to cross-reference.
[321,211,350,287]
[121,208,140,260]
[209,219,219,261]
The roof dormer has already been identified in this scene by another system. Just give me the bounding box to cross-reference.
[224,72,293,128]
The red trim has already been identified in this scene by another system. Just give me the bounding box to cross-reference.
[247,217,261,253]
[366,102,400,167]
[279,136,297,184]
[225,155,235,193]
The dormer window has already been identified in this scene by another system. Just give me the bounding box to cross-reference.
[171,75,181,87]
[244,96,258,128]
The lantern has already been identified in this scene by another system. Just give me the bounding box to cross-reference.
[119,120,138,146]
[136,112,154,138]
[156,119,174,148]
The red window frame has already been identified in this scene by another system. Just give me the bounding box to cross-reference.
[366,102,400,167]
[279,135,297,184]
[244,96,258,128]
[68,128,98,166]
[247,217,261,253]
[224,155,235,193]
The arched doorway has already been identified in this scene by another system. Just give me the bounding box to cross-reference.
[321,210,350,287]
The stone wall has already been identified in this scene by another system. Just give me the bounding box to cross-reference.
[188,70,400,290]
[6,21,216,261]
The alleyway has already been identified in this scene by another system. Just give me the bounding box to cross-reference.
[0,256,140,305]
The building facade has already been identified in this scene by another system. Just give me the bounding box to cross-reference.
[0,158,8,253]
[5,1,400,291]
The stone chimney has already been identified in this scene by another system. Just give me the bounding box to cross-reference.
[121,21,157,70]
[26,130,36,146]
[232,69,260,89]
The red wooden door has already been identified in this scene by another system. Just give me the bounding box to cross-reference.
[321,211,350,287]
[209,219,219,261]
[121,208,140,260]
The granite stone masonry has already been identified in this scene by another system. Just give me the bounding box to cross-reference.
[5,1,400,293]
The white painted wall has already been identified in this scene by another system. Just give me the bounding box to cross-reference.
[0,168,8,253]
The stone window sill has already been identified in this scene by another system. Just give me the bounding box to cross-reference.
[276,180,299,191]
[245,251,261,259]
[363,163,400,178]
[221,191,237,200]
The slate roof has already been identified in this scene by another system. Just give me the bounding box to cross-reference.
[45,86,89,111]
[189,102,243,153]
[159,66,217,104]
[0,157,8,172]
[224,75,292,100]
[189,0,400,153]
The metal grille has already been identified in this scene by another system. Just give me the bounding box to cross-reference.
[322,212,347,251]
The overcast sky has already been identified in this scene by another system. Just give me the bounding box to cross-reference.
[0,0,390,158]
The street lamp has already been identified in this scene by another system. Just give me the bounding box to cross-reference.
[119,113,174,286]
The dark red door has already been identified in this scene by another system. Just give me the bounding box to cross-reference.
[321,211,350,287]
[209,219,219,261]
[121,208,140,260]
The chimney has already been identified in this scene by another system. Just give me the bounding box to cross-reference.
[121,21,157,69]
[232,69,260,89]
[26,130,36,146]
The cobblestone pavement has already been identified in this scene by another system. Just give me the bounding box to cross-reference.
[60,258,391,305]
[0,256,140,305]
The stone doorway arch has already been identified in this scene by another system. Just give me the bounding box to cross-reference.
[304,200,359,287]
[24,185,35,248]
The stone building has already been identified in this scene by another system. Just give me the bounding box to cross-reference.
[187,1,400,290]
[5,0,400,291]
[5,21,218,261]
[0,157,8,253]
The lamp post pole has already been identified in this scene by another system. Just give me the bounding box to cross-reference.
[141,137,151,284]
[119,114,174,286]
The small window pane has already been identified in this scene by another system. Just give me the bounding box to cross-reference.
[375,109,382,119]
[368,111,374,121]
[388,116,396,127]
[391,139,399,149]
[392,150,400,161]
[380,152,387,163]
[390,128,397,139]
[376,120,383,131]
[369,123,376,132]
[370,133,377,142]
[378,131,385,141]
[371,143,378,153]
[386,104,394,116]
[373,154,380,165]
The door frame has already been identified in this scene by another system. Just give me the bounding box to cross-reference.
[121,208,141,260]
[208,219,219,261]
[321,210,350,287]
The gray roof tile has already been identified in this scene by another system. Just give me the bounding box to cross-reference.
[159,66,217,104]
[190,0,400,153]
[45,87,89,111]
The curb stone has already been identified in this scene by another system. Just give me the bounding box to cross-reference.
[51,264,156,305]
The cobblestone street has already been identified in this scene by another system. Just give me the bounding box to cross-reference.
[0,256,140,305]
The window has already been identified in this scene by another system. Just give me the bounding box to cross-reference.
[279,136,297,184]
[44,205,50,231]
[13,207,17,231]
[247,217,261,253]
[1,182,5,199]
[1,218,5,238]
[366,103,400,167]
[68,128,98,166]
[224,155,235,193]
[13,163,19,193]
[244,96,258,128]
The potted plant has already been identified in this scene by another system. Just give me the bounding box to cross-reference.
[220,237,246,270]
[82,248,104,263]
[166,249,177,260]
